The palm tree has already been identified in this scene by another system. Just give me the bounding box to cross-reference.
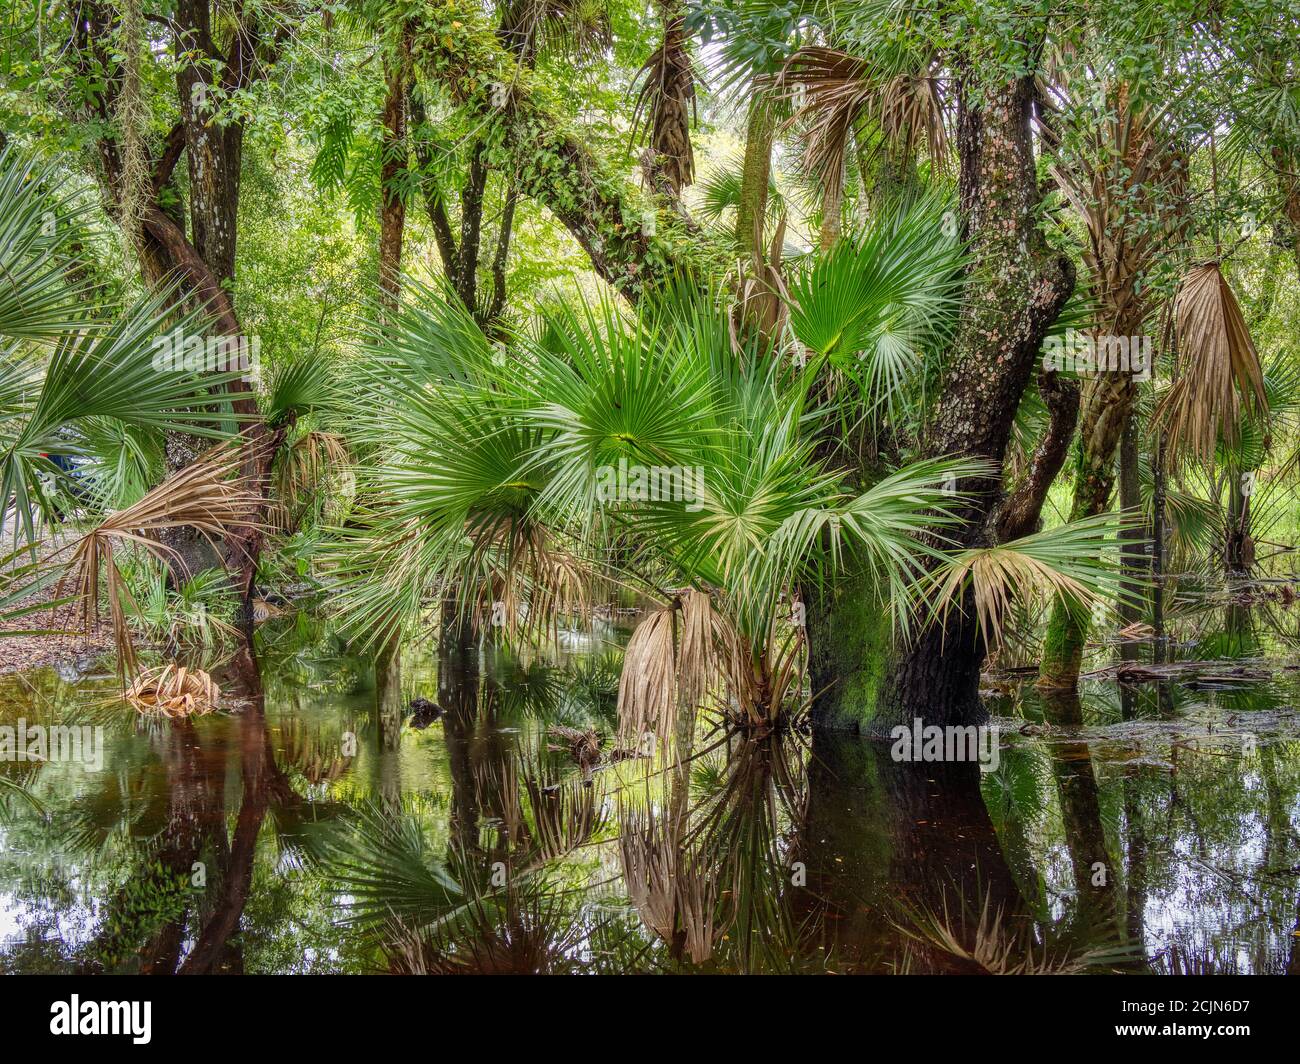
[329,199,1126,740]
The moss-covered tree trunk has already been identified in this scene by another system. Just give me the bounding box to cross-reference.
[806,573,892,732]
[736,99,774,261]
[1117,414,1144,628]
[810,73,1073,733]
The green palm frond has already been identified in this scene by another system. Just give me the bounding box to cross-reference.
[0,288,245,547]
[917,512,1139,648]
[787,195,964,421]
[0,148,93,342]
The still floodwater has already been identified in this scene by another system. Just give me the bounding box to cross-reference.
[2,594,1299,974]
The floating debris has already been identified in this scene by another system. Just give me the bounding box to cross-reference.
[407,696,445,729]
[124,664,220,717]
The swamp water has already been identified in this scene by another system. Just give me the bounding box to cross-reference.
[2,588,1299,974]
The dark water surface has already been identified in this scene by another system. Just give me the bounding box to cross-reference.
[3,594,1300,974]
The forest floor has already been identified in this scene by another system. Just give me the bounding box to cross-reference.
[0,525,112,674]
[0,592,111,674]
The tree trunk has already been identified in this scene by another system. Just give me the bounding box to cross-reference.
[1224,468,1255,573]
[411,6,709,302]
[811,73,1074,732]
[736,98,774,261]
[1117,414,1144,628]
[72,2,282,620]
[378,52,407,311]
[996,368,1080,542]
[1038,369,1138,688]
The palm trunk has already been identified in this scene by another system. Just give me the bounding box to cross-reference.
[1038,372,1138,688]
[1117,414,1144,627]
[736,98,774,262]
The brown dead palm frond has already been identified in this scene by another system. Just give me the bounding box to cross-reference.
[55,447,260,675]
[918,514,1130,651]
[677,586,717,708]
[546,724,602,772]
[1155,261,1268,466]
[617,605,677,753]
[768,47,947,218]
[619,587,800,738]
[273,429,351,532]
[631,4,699,196]
[463,515,593,642]
[939,549,1095,648]
[124,663,220,717]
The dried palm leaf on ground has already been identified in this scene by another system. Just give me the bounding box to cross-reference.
[1155,262,1268,466]
[124,663,220,717]
[250,597,285,623]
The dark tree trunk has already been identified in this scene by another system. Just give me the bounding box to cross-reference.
[71,2,284,618]
[1039,689,1122,941]
[175,0,243,290]
[996,368,1080,542]
[378,51,408,311]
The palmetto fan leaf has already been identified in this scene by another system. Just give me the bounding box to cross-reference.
[696,160,785,229]
[917,512,1138,649]
[508,294,718,523]
[322,800,462,932]
[0,148,93,342]
[329,381,563,647]
[786,196,964,424]
[0,287,245,548]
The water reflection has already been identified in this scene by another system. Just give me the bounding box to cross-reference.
[1,595,1299,974]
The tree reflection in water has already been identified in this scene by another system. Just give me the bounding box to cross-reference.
[2,612,1299,974]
